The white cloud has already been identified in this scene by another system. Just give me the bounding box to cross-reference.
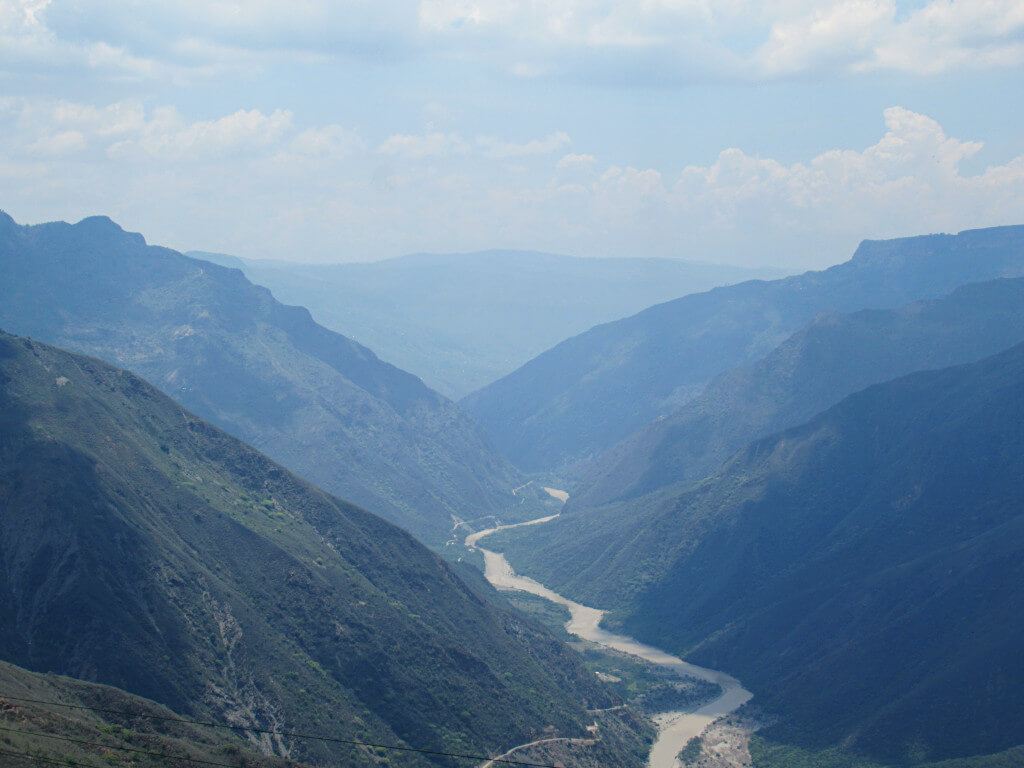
[477,131,570,158]
[101,107,294,161]
[289,125,364,159]
[0,0,167,79]
[758,0,1024,75]
[756,0,896,74]
[377,132,467,157]
[377,130,571,159]
[3,99,309,164]
[354,105,1024,265]
[557,153,596,169]
[3,0,1023,83]
[3,101,1023,268]
[28,130,86,156]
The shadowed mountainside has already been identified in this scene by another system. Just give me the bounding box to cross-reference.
[462,225,1024,475]
[495,343,1024,766]
[574,276,1024,511]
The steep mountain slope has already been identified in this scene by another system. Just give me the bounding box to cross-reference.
[0,660,298,768]
[462,225,1024,474]
[0,331,626,767]
[503,343,1024,765]
[575,277,1024,510]
[191,249,783,399]
[0,212,536,545]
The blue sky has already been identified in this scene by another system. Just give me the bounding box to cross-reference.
[1,0,1022,267]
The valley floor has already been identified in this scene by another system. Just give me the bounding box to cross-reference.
[466,513,752,768]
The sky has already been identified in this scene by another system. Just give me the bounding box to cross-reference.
[1,0,1023,268]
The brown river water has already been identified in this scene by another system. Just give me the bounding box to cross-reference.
[466,514,752,768]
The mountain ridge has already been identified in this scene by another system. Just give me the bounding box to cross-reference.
[0,329,637,767]
[572,276,1024,510]
[461,225,1024,474]
[0,212,540,545]
[191,246,785,398]
[492,341,1024,765]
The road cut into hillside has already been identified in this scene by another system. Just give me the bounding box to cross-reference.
[467,512,752,768]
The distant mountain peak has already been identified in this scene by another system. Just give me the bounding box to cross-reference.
[71,214,147,247]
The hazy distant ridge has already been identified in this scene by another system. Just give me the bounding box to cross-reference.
[191,248,785,399]
[462,225,1024,474]
[575,276,1024,510]
[0,212,534,544]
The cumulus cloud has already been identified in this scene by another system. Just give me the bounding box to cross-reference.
[3,0,1024,83]
[354,106,1024,265]
[557,153,596,169]
[108,108,294,161]
[0,0,166,79]
[377,130,570,159]
[377,132,468,157]
[758,0,1024,75]
[288,125,364,159]
[756,0,896,74]
[0,98,366,181]
[477,132,570,158]
[673,107,987,218]
[3,101,1023,267]
[557,105,1019,262]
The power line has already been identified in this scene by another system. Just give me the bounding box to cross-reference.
[0,695,567,768]
[0,725,281,768]
[0,746,110,768]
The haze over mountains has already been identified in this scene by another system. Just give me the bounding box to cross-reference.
[0,331,642,767]
[463,226,1024,476]
[3,208,1024,768]
[0,212,547,546]
[574,276,1024,511]
[479,226,1024,767]
[191,249,783,399]
[493,268,1024,589]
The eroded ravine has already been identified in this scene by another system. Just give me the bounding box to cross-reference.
[467,512,752,768]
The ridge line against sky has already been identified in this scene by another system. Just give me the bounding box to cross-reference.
[1,0,1022,267]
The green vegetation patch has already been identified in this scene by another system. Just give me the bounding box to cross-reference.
[751,736,1024,768]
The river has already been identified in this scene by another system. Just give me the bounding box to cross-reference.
[466,515,752,768]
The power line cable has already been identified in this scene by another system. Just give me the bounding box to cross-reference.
[0,695,567,768]
[0,746,117,768]
[0,725,282,768]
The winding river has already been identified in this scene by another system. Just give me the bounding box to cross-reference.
[466,515,752,768]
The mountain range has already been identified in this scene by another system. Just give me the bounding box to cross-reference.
[6,210,1024,768]
[574,276,1024,512]
[616,342,1024,765]
[485,280,1024,765]
[191,249,783,399]
[0,330,643,767]
[0,212,546,545]
[462,226,1024,475]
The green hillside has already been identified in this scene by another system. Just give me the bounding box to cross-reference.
[0,331,638,767]
[0,212,542,545]
[0,660,300,768]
